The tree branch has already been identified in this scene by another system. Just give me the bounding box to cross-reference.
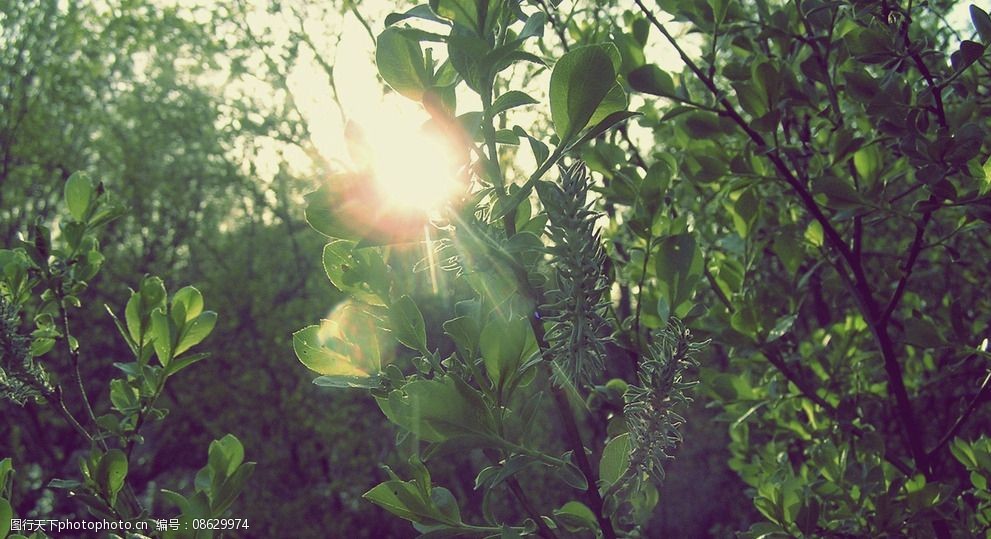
[761,347,914,476]
[881,211,932,324]
[632,0,933,483]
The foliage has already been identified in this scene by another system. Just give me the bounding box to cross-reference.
[298,0,991,536]
[295,2,709,537]
[0,173,251,537]
[609,0,991,537]
[2,1,415,536]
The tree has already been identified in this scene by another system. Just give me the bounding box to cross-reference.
[620,0,991,536]
[297,0,991,537]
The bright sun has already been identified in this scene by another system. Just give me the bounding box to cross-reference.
[348,98,465,213]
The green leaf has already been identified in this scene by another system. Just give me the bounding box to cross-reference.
[972,5,991,43]
[479,315,537,391]
[304,183,355,240]
[29,337,55,357]
[632,17,650,45]
[429,0,494,33]
[550,44,619,142]
[109,379,139,413]
[954,40,986,72]
[513,126,550,164]
[105,304,137,355]
[171,286,204,323]
[64,171,95,222]
[363,481,423,523]
[752,61,781,103]
[322,240,356,290]
[805,221,824,247]
[376,28,429,100]
[950,437,978,469]
[321,240,390,305]
[174,311,217,356]
[734,81,768,117]
[443,316,480,361]
[474,455,537,491]
[494,129,519,145]
[585,82,628,129]
[292,325,340,374]
[729,188,759,237]
[767,314,797,343]
[313,374,381,389]
[628,64,675,97]
[556,456,589,490]
[365,480,453,526]
[599,433,631,486]
[429,486,463,525]
[293,322,378,377]
[139,276,167,313]
[150,308,175,366]
[378,376,497,442]
[208,434,245,479]
[553,501,597,532]
[518,12,547,41]
[815,176,864,209]
[389,295,428,353]
[843,69,879,102]
[447,30,491,92]
[212,462,255,516]
[0,498,11,538]
[161,489,190,514]
[124,295,143,345]
[386,4,451,26]
[654,234,702,312]
[164,352,210,377]
[47,478,83,490]
[96,449,128,502]
[0,457,12,487]
[853,145,881,184]
[569,111,640,149]
[491,91,538,116]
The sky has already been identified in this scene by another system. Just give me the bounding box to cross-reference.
[191,0,988,191]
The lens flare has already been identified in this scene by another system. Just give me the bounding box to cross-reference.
[305,300,394,377]
[374,126,464,211]
[346,99,467,215]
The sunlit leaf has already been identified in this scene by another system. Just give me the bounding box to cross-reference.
[376,28,430,100]
[550,45,618,142]
[64,171,94,222]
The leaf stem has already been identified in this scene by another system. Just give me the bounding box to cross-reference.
[54,286,101,435]
[632,232,653,337]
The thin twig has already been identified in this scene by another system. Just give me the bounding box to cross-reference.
[346,0,376,46]
[899,6,948,129]
[54,290,101,433]
[927,369,991,459]
[507,477,559,539]
[881,211,932,324]
[46,388,95,445]
[632,232,653,336]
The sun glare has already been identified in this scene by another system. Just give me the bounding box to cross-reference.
[348,98,466,214]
